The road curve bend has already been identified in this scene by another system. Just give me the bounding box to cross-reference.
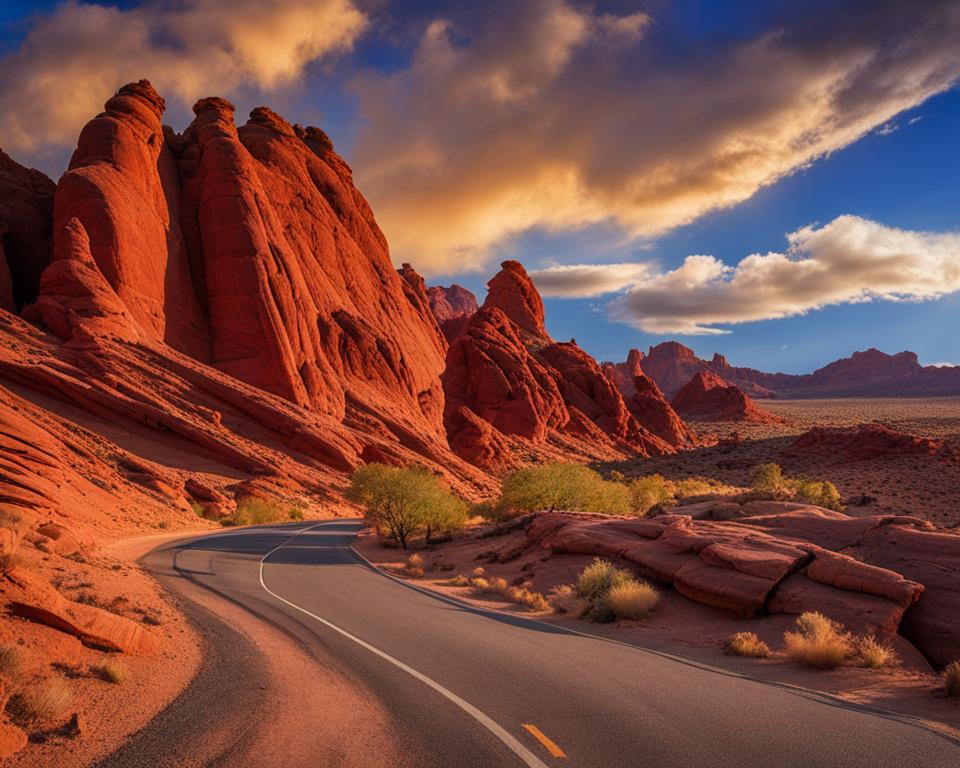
[98,520,960,768]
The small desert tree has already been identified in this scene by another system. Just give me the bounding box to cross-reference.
[348,464,466,549]
[496,463,630,517]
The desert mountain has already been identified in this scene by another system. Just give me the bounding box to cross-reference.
[611,342,960,399]
[426,282,478,343]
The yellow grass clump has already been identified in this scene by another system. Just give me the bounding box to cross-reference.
[8,678,72,723]
[943,660,960,697]
[857,636,898,669]
[403,553,425,578]
[606,580,660,620]
[784,612,852,669]
[724,632,771,658]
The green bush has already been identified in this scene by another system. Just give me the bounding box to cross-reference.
[495,463,630,518]
[628,474,675,515]
[752,463,783,494]
[348,464,468,549]
[752,463,843,511]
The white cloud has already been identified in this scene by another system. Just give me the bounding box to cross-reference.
[602,216,960,334]
[531,262,654,297]
[0,0,366,167]
[353,0,960,273]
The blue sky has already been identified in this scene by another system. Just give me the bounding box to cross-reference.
[2,0,958,373]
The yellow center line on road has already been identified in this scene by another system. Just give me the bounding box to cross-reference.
[522,723,568,759]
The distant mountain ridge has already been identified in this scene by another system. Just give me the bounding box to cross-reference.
[608,343,960,399]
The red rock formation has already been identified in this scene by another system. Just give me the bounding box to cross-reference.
[671,371,782,423]
[442,262,681,469]
[524,507,934,644]
[783,423,957,463]
[625,373,697,447]
[0,148,55,309]
[483,260,549,345]
[427,283,478,342]
[602,348,644,396]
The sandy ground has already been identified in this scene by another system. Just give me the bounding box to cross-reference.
[5,530,206,768]
[609,398,960,528]
[354,527,960,741]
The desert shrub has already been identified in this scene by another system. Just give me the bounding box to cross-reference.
[227,498,289,526]
[628,475,675,516]
[288,504,306,522]
[943,660,960,697]
[7,678,72,722]
[575,558,638,623]
[468,577,490,593]
[471,566,486,578]
[784,612,853,669]
[93,657,127,684]
[725,632,770,658]
[0,644,25,677]
[753,463,784,494]
[189,501,206,518]
[448,574,470,587]
[495,463,630,518]
[547,584,582,614]
[752,463,843,511]
[505,586,550,612]
[348,464,467,549]
[606,580,659,619]
[480,577,509,596]
[856,636,898,669]
[791,479,843,511]
[403,553,425,578]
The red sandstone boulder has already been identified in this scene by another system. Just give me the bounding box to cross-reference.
[3,567,154,653]
[671,371,782,423]
[0,721,26,760]
[427,283,478,342]
[524,509,927,639]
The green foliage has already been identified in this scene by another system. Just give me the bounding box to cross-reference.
[224,498,310,526]
[348,464,467,549]
[576,558,632,604]
[752,463,784,494]
[628,474,675,516]
[495,463,630,518]
[752,463,844,511]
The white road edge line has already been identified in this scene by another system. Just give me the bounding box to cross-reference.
[257,522,551,768]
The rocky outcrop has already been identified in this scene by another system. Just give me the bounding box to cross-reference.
[4,80,497,494]
[524,507,944,650]
[4,567,154,653]
[427,283,478,342]
[602,348,644,397]
[625,374,697,447]
[671,371,781,423]
[484,260,549,345]
[442,263,682,470]
[783,423,957,463]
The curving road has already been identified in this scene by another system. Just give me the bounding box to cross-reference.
[98,520,960,767]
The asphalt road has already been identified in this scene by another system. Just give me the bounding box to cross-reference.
[97,520,960,767]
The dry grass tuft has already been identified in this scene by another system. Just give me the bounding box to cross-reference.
[403,553,425,578]
[7,678,72,723]
[0,643,25,677]
[784,612,852,669]
[505,586,550,612]
[606,580,659,620]
[725,632,771,658]
[448,574,470,587]
[943,660,960,697]
[93,657,127,684]
[857,636,898,669]
[547,584,582,614]
[471,566,486,578]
